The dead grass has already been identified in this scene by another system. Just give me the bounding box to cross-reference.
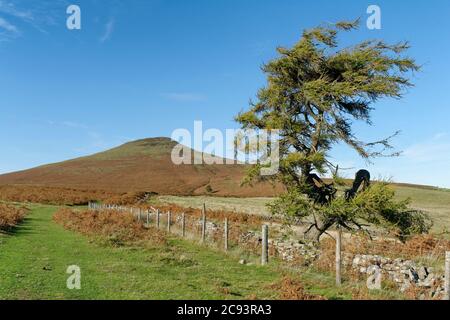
[0,204,28,231]
[342,234,450,262]
[0,185,115,206]
[141,203,267,228]
[315,234,450,272]
[312,234,449,300]
[53,208,167,247]
[104,191,156,206]
[270,276,327,300]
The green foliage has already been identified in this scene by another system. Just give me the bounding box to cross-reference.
[236,19,425,240]
[268,183,432,240]
[351,183,433,239]
[267,188,314,219]
[236,19,419,187]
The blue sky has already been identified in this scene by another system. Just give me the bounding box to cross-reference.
[0,0,449,187]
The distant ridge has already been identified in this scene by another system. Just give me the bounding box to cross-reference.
[0,137,284,197]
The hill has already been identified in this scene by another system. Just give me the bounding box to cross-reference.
[0,136,446,198]
[0,137,284,197]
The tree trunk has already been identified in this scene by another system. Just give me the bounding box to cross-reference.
[303,227,323,243]
[303,217,334,243]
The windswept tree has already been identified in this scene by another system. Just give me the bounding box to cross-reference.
[236,20,431,241]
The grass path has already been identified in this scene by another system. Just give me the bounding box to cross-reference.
[0,205,282,300]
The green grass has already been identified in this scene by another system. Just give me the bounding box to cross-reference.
[0,205,282,300]
[394,186,450,234]
[296,268,404,300]
[0,204,411,300]
[157,195,273,215]
[85,137,176,161]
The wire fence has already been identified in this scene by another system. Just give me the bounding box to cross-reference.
[87,202,450,299]
[88,202,272,263]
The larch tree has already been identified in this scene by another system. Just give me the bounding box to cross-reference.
[235,20,431,242]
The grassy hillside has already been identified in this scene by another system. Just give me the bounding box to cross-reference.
[0,137,445,201]
[0,137,284,197]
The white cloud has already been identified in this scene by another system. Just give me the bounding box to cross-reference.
[48,120,88,130]
[162,92,207,102]
[433,132,448,140]
[61,121,88,129]
[330,132,450,188]
[0,16,19,37]
[0,0,69,39]
[100,17,114,43]
[378,133,450,188]
[403,133,450,164]
[0,1,33,21]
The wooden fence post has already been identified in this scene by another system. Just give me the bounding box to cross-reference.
[167,212,171,233]
[146,210,150,226]
[182,213,186,237]
[336,227,342,286]
[261,224,268,265]
[445,251,450,300]
[157,209,160,229]
[224,218,229,252]
[201,203,206,243]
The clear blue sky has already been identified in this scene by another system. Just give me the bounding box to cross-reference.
[1,0,449,187]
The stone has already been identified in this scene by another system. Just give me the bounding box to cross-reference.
[400,280,411,292]
[417,266,428,280]
[366,265,382,290]
[239,259,247,265]
[352,255,362,267]
[408,269,419,283]
[417,277,433,288]
[341,252,445,297]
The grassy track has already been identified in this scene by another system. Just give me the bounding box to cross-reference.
[0,205,283,299]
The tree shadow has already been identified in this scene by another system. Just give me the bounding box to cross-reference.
[0,216,37,237]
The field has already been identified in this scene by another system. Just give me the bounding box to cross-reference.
[158,185,450,236]
[0,139,449,300]
[0,204,409,300]
[0,205,280,299]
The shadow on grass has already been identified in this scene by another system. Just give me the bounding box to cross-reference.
[0,216,37,237]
